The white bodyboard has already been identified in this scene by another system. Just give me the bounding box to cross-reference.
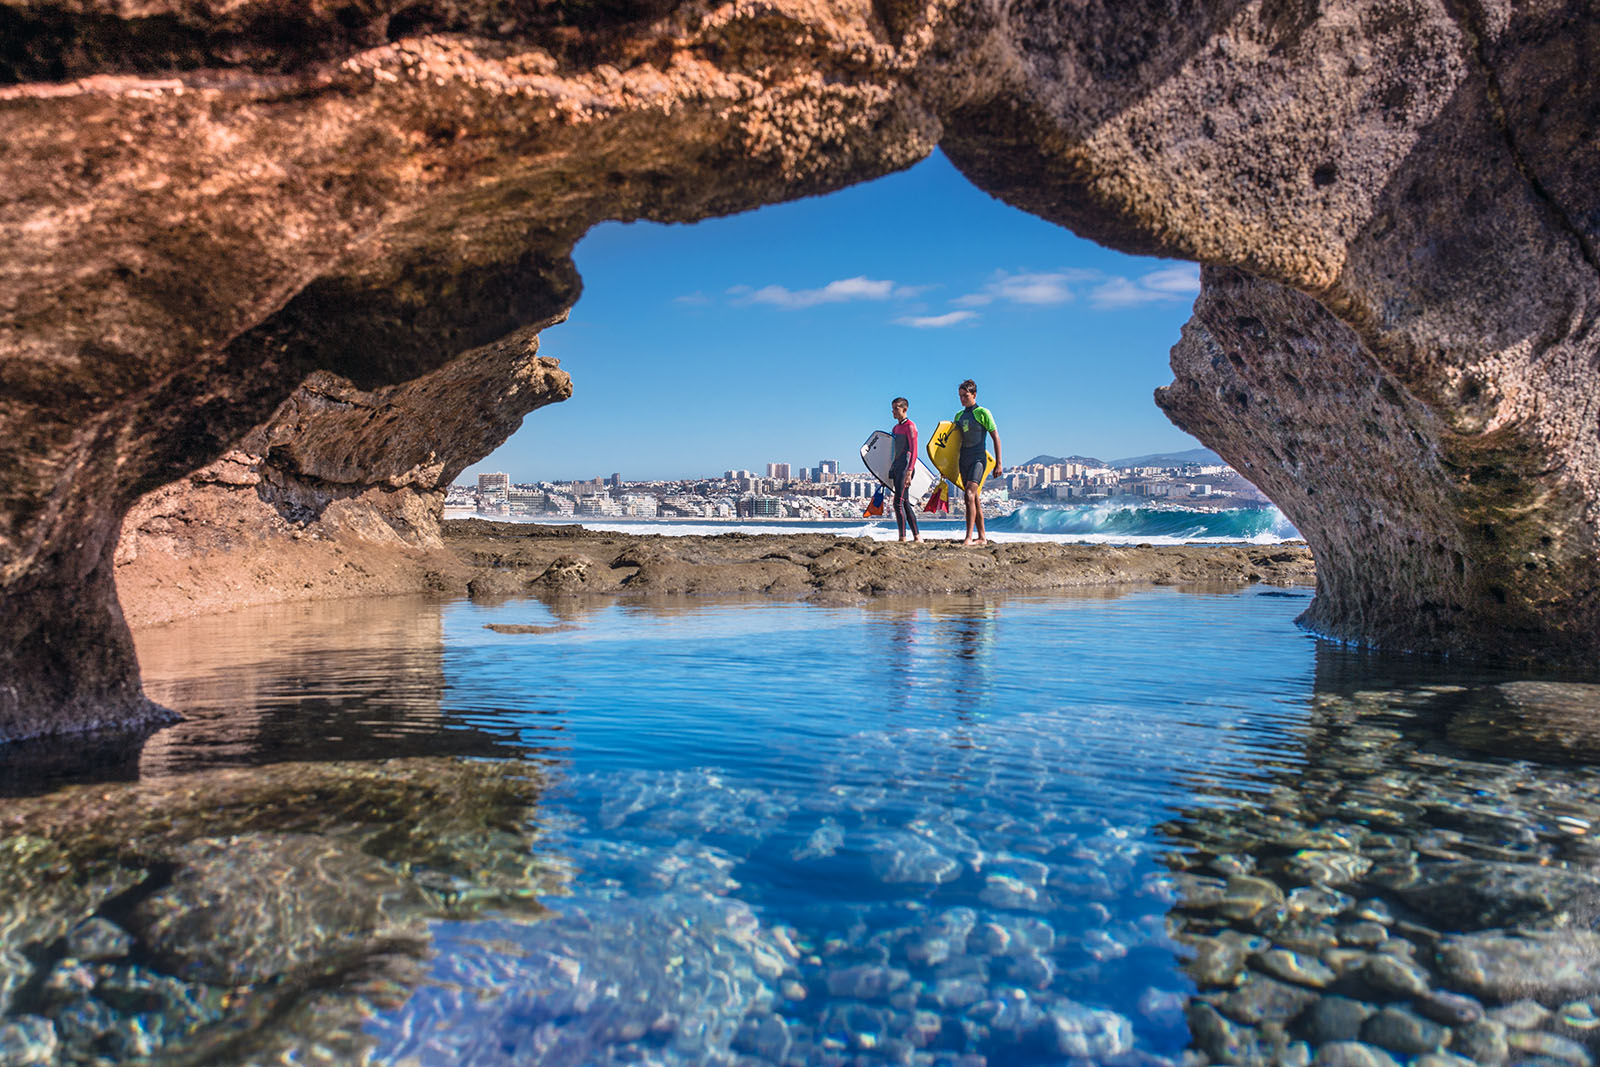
[860,430,936,506]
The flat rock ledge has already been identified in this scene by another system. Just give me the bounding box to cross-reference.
[440,520,1315,603]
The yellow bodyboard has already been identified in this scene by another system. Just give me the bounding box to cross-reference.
[926,419,995,490]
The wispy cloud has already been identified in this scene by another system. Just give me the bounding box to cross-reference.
[700,263,1202,320]
[895,310,978,328]
[955,269,1101,308]
[1138,264,1203,294]
[728,276,918,309]
[1088,265,1201,309]
[674,291,712,306]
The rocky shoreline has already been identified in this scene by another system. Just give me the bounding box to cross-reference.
[113,520,1315,631]
[443,520,1315,604]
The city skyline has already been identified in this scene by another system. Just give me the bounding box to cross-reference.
[464,150,1207,484]
[469,444,1221,487]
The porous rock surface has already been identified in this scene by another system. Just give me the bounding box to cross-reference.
[2,0,1597,737]
[114,317,572,627]
[443,519,1316,600]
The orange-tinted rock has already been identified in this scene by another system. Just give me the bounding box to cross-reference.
[2,0,1598,738]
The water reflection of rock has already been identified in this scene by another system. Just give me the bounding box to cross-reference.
[128,597,538,782]
[1160,646,1600,1066]
[0,757,564,1066]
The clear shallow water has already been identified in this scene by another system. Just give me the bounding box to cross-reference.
[4,588,1600,1065]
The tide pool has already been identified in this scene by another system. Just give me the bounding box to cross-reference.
[1,588,1597,1065]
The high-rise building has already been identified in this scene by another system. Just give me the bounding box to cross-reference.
[477,472,510,513]
[818,460,839,476]
[609,472,622,488]
[737,496,781,518]
[767,462,791,481]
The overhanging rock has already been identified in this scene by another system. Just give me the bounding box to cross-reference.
[2,0,1598,737]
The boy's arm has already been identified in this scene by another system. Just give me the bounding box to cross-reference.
[980,408,1001,469]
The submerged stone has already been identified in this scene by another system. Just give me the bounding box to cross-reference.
[1288,886,1354,918]
[1506,1030,1593,1067]
[1285,851,1372,887]
[1299,996,1377,1044]
[1558,999,1600,1032]
[1396,863,1600,930]
[0,1016,57,1067]
[1490,999,1553,1030]
[64,918,134,962]
[1360,1006,1446,1055]
[825,965,909,1001]
[1218,876,1286,920]
[1357,954,1432,999]
[1251,948,1336,989]
[1040,1002,1133,1059]
[1187,1001,1261,1065]
[130,832,428,986]
[1415,989,1484,1027]
[1437,932,1600,1003]
[1312,1040,1402,1067]
[1337,921,1388,948]
[1217,975,1318,1026]
[1451,1019,1510,1066]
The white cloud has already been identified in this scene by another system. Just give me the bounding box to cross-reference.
[955,269,1102,308]
[1137,264,1202,294]
[1088,264,1202,309]
[734,276,901,309]
[674,291,712,306]
[895,310,978,328]
[1087,277,1146,309]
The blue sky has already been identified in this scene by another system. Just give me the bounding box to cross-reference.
[468,149,1207,483]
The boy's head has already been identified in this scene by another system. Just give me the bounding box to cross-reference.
[958,379,977,404]
[892,397,908,418]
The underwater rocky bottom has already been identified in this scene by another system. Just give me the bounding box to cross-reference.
[1,590,1598,1066]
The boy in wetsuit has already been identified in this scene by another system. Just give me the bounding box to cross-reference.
[953,379,1001,546]
[890,397,922,542]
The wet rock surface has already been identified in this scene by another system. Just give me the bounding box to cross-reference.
[441,519,1316,603]
[0,758,563,1065]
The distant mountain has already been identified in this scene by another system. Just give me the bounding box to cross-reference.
[1019,453,1105,468]
[1108,447,1223,468]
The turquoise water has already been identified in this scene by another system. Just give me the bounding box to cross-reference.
[3,588,1599,1065]
[473,503,1300,544]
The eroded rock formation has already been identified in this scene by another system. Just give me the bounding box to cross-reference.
[2,0,1597,737]
[115,316,572,626]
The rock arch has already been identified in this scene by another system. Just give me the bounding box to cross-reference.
[2,0,1596,738]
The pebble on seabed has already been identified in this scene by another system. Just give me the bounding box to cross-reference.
[1162,682,1600,1067]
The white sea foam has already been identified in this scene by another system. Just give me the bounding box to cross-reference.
[444,507,1302,545]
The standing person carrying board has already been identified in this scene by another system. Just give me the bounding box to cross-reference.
[890,397,922,543]
[954,379,1001,546]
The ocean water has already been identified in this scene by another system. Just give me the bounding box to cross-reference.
[448,503,1302,545]
[2,588,1598,1065]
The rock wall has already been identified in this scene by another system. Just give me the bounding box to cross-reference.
[115,317,572,627]
[1160,268,1600,662]
[3,0,1598,737]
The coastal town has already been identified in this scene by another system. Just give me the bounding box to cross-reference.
[451,451,1274,521]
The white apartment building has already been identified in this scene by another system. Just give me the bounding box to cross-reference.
[621,493,659,517]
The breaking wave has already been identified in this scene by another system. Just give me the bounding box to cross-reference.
[989,504,1300,543]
